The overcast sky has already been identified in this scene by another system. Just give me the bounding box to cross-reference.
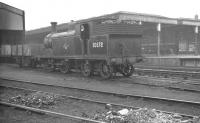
[2,0,200,30]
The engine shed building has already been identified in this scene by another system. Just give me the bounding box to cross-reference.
[0,2,25,63]
[26,11,200,67]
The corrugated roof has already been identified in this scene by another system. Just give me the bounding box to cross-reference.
[0,2,24,16]
[118,11,169,19]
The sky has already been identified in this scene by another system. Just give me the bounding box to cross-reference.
[2,0,200,30]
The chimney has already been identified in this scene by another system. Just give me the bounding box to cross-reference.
[51,22,57,33]
[195,14,198,20]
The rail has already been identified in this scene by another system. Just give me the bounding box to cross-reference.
[0,101,105,123]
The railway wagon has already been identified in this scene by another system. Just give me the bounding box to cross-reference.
[25,17,143,79]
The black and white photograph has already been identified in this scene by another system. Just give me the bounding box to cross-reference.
[0,0,200,122]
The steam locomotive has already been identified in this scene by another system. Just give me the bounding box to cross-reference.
[21,16,143,79]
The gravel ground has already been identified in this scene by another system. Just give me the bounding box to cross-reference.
[1,83,199,117]
[0,86,198,123]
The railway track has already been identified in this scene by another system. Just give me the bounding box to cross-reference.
[0,85,197,120]
[113,74,200,93]
[36,64,200,93]
[132,74,200,85]
[0,77,200,116]
[135,67,200,79]
[0,101,104,123]
[1,77,200,105]
[2,63,200,94]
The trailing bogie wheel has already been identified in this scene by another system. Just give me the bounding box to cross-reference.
[100,62,113,79]
[81,62,91,77]
[60,61,71,74]
[121,64,134,77]
[43,59,54,72]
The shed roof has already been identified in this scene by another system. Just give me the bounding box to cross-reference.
[26,11,200,35]
[0,2,25,44]
[76,11,200,25]
[0,2,24,16]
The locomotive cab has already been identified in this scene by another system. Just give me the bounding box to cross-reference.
[86,21,143,78]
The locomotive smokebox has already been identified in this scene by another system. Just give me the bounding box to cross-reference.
[51,22,57,33]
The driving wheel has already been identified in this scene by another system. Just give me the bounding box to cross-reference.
[60,61,70,74]
[122,64,134,77]
[81,62,91,77]
[100,62,113,79]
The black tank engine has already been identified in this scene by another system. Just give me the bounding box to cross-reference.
[23,16,143,79]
